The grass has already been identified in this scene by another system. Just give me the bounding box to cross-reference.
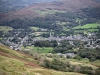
[0,26,13,33]
[33,68,86,75]
[34,10,66,15]
[0,45,24,58]
[0,38,3,41]
[26,58,35,62]
[73,23,100,33]
[33,47,53,53]
[91,60,100,67]
[56,21,67,25]
[64,58,98,69]
[0,56,26,75]
[73,23,100,29]
[88,29,99,32]
[30,27,40,31]
[22,46,53,53]
[0,45,93,75]
[0,49,86,75]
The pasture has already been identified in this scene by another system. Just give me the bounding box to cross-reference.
[22,46,53,53]
[73,23,100,29]
[0,26,13,33]
[34,10,66,15]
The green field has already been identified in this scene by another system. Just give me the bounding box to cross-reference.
[22,46,53,53]
[0,26,13,33]
[33,47,53,53]
[34,10,66,15]
[73,23,100,29]
[0,38,2,40]
[30,26,40,31]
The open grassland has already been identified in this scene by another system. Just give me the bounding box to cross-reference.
[73,23,100,33]
[0,56,27,75]
[32,68,86,75]
[90,60,100,67]
[34,10,66,15]
[33,47,53,53]
[0,45,24,58]
[0,45,87,75]
[22,46,53,53]
[73,23,100,29]
[0,26,13,33]
[0,57,86,75]
[63,58,99,69]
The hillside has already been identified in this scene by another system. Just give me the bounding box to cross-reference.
[0,0,100,21]
[0,44,87,75]
[0,0,59,13]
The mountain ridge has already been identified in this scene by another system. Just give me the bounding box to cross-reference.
[0,0,100,21]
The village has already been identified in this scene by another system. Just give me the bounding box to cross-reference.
[1,29,100,52]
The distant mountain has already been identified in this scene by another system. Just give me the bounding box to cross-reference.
[0,0,60,12]
[0,0,100,21]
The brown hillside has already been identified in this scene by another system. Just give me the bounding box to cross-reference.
[0,0,100,21]
[0,45,39,68]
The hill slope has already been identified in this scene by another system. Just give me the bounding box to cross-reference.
[0,0,59,13]
[0,0,100,21]
[0,44,86,75]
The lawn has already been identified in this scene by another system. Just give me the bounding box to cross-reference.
[0,26,13,33]
[73,23,100,29]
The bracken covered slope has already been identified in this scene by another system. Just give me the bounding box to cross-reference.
[0,0,100,21]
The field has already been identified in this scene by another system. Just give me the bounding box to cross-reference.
[33,47,53,53]
[22,46,53,53]
[73,23,100,29]
[34,10,66,15]
[30,26,40,31]
[72,23,100,33]
[0,38,2,40]
[0,26,13,33]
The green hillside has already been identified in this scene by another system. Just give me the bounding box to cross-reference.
[0,45,86,75]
